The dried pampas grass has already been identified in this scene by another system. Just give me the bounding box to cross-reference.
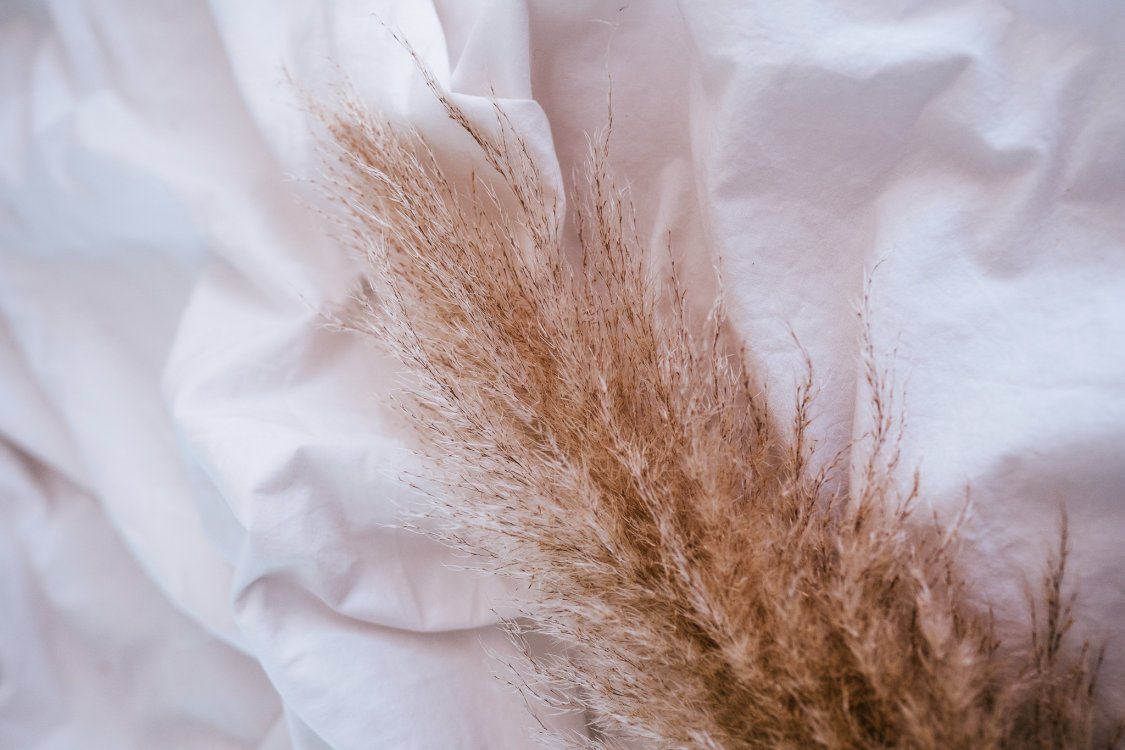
[317,56,1118,749]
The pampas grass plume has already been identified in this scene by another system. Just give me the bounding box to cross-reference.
[316,48,1117,749]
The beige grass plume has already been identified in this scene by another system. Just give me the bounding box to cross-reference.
[317,54,1117,749]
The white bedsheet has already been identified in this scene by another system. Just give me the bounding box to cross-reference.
[2,2,1123,748]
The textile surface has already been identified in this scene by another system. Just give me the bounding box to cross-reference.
[1,1,1122,747]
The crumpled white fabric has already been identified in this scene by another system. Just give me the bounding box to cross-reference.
[1,1,1123,748]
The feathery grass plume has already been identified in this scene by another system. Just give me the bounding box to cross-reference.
[317,54,1116,749]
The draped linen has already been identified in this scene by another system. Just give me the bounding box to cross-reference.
[2,1,1122,747]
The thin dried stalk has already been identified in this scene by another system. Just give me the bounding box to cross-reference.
[317,60,1116,749]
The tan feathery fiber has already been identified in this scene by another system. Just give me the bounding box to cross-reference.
[317,54,1118,748]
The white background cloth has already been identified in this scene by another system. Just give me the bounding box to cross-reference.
[2,1,1123,748]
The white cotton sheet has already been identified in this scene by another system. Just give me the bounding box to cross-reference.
[1,1,1123,748]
